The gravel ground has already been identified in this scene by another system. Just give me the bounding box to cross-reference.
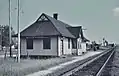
[99,46,119,76]
[0,57,73,76]
[110,46,119,76]
[70,49,112,76]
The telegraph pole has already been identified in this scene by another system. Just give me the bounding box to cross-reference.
[9,0,12,57]
[17,0,20,63]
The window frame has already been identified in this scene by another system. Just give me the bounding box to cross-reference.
[43,37,51,49]
[26,38,33,49]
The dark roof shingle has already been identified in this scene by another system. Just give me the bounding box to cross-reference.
[13,13,75,38]
[13,13,89,41]
[20,21,61,37]
[67,26,90,42]
[67,26,82,38]
[44,14,75,38]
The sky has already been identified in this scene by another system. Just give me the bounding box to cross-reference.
[0,0,119,43]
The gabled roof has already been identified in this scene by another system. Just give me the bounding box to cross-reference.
[43,14,75,38]
[20,21,61,37]
[67,26,82,38]
[67,26,90,42]
[13,13,75,38]
[13,13,89,41]
[82,37,90,42]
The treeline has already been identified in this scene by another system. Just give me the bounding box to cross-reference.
[0,25,15,47]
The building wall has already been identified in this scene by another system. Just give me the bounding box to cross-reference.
[58,37,61,56]
[77,38,87,54]
[21,36,74,56]
[21,38,26,55]
[63,37,72,54]
[72,49,77,54]
[21,37,58,56]
[58,37,72,56]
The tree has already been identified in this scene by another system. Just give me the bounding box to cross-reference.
[0,25,15,47]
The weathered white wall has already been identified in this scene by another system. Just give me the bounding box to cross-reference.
[21,37,58,56]
[77,38,87,55]
[21,36,74,56]
[63,37,72,55]
[58,37,61,56]
[81,43,87,52]
[58,37,72,56]
[21,38,27,55]
[72,49,77,54]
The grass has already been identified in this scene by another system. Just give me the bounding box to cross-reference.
[0,56,74,76]
[0,47,107,76]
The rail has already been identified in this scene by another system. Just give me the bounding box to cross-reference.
[61,46,116,76]
[96,47,115,76]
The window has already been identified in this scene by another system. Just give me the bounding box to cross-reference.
[68,38,70,49]
[43,37,51,49]
[26,38,33,49]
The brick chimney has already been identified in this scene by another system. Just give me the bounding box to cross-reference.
[53,13,58,20]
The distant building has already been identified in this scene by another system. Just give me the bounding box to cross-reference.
[13,13,89,56]
[102,38,108,46]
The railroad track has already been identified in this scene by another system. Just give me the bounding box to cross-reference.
[60,47,116,76]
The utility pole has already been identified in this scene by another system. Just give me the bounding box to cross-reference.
[9,0,12,57]
[17,0,20,63]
